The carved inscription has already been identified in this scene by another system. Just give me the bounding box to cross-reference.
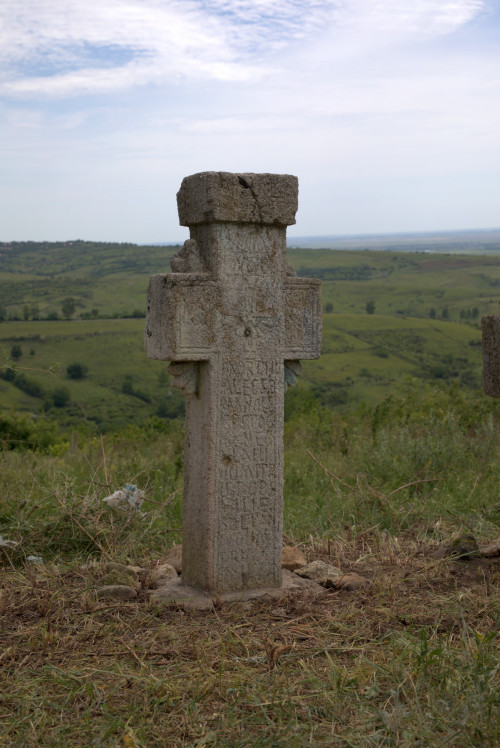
[215,356,281,587]
[220,226,284,278]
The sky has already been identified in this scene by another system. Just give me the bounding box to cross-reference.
[1,0,499,243]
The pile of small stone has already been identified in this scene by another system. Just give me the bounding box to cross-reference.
[93,546,370,604]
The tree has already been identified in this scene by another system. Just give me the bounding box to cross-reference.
[66,362,88,380]
[23,305,30,321]
[10,344,22,360]
[429,308,436,318]
[31,304,40,321]
[62,297,76,319]
[365,300,376,315]
[52,386,70,407]
[324,302,333,313]
[441,306,449,319]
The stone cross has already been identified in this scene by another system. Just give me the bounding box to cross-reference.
[482,315,500,397]
[145,172,321,595]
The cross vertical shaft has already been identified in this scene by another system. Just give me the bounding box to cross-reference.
[146,172,321,594]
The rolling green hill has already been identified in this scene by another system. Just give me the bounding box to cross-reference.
[1,240,498,431]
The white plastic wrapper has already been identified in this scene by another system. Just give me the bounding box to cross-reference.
[103,483,145,512]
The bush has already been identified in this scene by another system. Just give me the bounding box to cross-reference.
[66,363,88,380]
[52,386,71,407]
[0,368,44,398]
[62,297,76,319]
[0,413,62,451]
[10,344,22,360]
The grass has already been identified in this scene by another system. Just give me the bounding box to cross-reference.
[0,246,495,427]
[1,535,498,746]
[1,242,499,743]
[1,385,499,745]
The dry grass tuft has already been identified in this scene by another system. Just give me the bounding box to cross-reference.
[1,534,498,746]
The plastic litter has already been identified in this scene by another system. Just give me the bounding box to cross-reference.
[0,535,18,548]
[103,483,145,512]
[26,556,43,564]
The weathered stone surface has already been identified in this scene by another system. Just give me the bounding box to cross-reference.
[295,560,343,584]
[161,545,183,573]
[280,569,323,595]
[150,578,214,610]
[101,565,141,591]
[100,572,141,591]
[150,568,323,609]
[479,543,500,557]
[127,565,148,581]
[432,534,480,560]
[327,573,371,591]
[281,546,307,571]
[151,563,178,585]
[145,173,321,595]
[97,585,137,601]
[482,315,500,397]
[177,172,298,227]
[106,562,138,578]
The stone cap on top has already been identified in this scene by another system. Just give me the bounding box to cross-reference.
[177,171,298,227]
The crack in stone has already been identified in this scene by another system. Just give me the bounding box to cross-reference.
[238,175,263,223]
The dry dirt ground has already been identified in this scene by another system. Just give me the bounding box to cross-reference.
[1,534,499,746]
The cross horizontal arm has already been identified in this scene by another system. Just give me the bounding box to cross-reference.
[145,273,219,361]
[284,277,322,359]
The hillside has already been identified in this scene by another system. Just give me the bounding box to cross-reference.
[1,241,499,431]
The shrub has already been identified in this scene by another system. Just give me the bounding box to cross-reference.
[66,363,88,380]
[10,344,22,360]
[62,297,76,319]
[52,386,71,407]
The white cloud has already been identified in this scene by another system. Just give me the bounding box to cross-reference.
[0,0,497,239]
[341,0,485,37]
[0,0,486,97]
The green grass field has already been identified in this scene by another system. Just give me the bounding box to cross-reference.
[1,241,499,745]
[1,387,499,746]
[1,242,497,430]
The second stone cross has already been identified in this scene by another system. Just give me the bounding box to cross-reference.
[146,172,321,595]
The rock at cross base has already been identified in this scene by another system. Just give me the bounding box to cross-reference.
[281,546,307,570]
[97,585,137,601]
[295,560,343,584]
[296,560,371,590]
[146,172,321,596]
[479,542,500,558]
[151,564,178,585]
[161,545,183,573]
